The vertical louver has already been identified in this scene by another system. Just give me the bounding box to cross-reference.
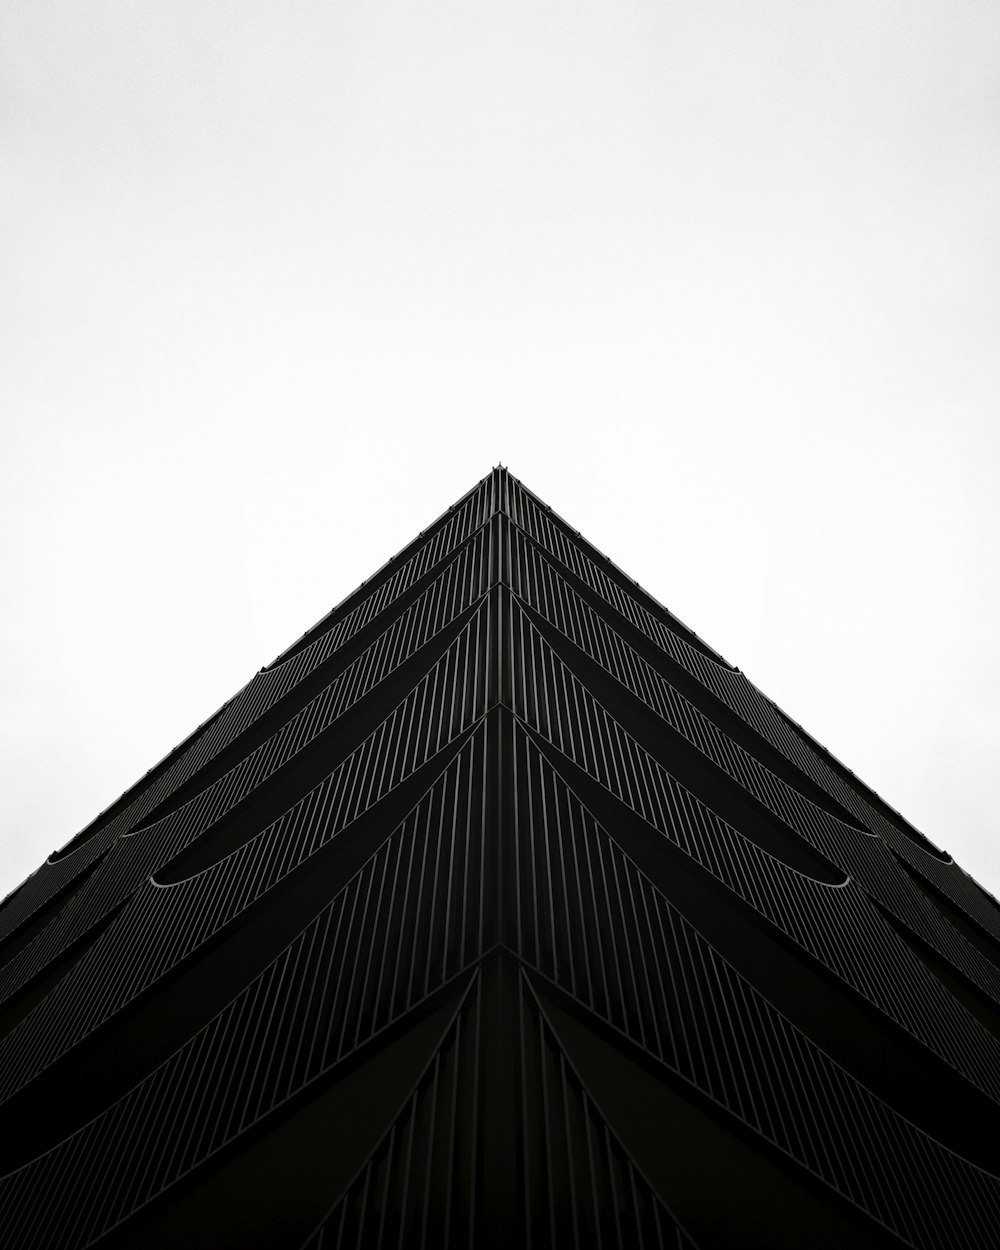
[1,468,997,1249]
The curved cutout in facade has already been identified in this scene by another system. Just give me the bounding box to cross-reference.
[0,788,471,1171]
[516,750,1000,1173]
[263,495,492,672]
[525,627,847,887]
[892,852,1000,973]
[772,707,951,862]
[135,585,487,843]
[48,712,222,863]
[513,509,731,667]
[873,902,1000,1047]
[152,623,483,888]
[542,562,872,836]
[0,851,108,973]
[0,897,130,1047]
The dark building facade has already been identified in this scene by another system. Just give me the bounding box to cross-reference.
[2,467,1000,1248]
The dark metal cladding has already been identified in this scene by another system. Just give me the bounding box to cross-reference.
[1,467,998,1249]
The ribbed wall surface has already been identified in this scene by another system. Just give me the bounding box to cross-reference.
[1,467,998,1248]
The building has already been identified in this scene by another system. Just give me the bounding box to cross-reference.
[1,466,999,1248]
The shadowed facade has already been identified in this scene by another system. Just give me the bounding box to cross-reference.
[2,467,1000,1248]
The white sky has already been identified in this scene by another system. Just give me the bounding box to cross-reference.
[2,2,999,903]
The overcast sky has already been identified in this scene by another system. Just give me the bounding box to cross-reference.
[3,2,999,904]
